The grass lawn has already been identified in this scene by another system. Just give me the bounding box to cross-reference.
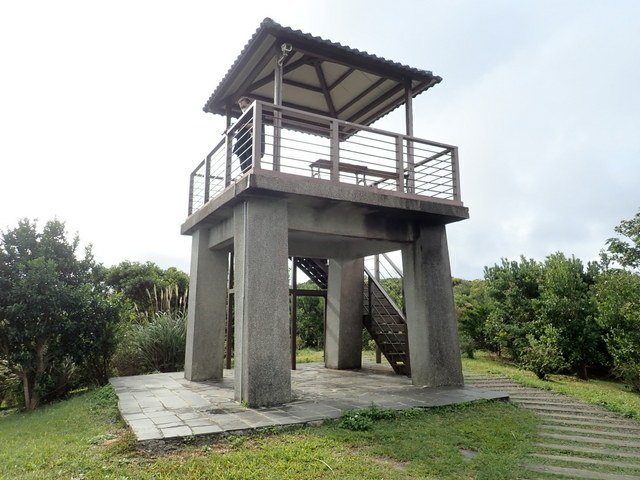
[8,349,638,479]
[0,385,537,479]
[463,351,640,419]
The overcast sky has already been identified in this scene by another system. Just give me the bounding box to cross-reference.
[1,1,638,279]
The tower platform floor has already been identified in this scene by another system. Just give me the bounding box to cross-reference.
[110,361,509,446]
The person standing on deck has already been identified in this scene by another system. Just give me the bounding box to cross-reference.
[233,96,265,173]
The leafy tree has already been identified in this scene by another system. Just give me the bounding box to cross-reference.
[594,269,640,391]
[536,253,605,379]
[295,282,324,349]
[454,279,492,357]
[380,277,404,310]
[0,219,120,409]
[483,257,543,360]
[603,209,640,270]
[103,261,188,315]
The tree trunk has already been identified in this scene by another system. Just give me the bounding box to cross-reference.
[21,372,39,411]
[577,363,589,380]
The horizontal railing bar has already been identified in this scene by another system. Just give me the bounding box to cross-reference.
[263,102,457,150]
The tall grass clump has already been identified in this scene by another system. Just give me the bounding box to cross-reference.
[112,285,188,376]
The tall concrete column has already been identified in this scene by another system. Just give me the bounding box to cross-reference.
[233,198,291,406]
[325,257,364,369]
[184,229,228,381]
[401,224,463,387]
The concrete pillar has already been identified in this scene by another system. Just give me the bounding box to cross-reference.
[325,257,364,369]
[233,198,291,406]
[401,224,463,387]
[184,229,228,381]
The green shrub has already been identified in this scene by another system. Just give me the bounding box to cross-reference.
[519,325,566,380]
[0,359,20,408]
[112,312,186,375]
[458,332,476,359]
[594,269,640,391]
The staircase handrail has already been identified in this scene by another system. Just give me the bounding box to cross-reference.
[364,267,405,322]
[380,253,403,278]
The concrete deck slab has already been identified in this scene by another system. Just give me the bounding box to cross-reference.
[110,362,508,444]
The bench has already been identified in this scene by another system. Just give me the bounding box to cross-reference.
[310,159,398,186]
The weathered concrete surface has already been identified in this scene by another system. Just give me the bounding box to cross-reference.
[181,171,468,236]
[233,198,291,407]
[184,229,228,381]
[111,362,508,444]
[402,224,463,387]
[325,258,364,369]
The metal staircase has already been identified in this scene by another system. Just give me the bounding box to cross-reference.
[297,257,410,376]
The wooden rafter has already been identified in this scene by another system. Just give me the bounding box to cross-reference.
[328,67,355,90]
[347,82,404,124]
[314,61,337,117]
[247,55,316,92]
[283,78,324,93]
[337,77,387,115]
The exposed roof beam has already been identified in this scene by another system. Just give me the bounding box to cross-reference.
[284,42,412,82]
[247,54,316,92]
[282,78,324,93]
[346,83,404,124]
[328,67,355,90]
[314,61,337,117]
[337,78,387,115]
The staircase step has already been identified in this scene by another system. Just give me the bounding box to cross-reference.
[540,424,640,440]
[536,411,636,424]
[528,453,640,470]
[538,432,640,448]
[535,443,640,460]
[523,463,640,480]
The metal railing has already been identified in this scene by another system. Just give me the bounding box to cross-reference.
[188,100,461,215]
[365,253,404,308]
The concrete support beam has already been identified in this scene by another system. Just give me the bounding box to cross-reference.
[233,198,291,406]
[325,257,364,369]
[402,224,463,387]
[184,229,228,381]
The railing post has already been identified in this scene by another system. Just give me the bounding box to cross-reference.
[204,155,211,203]
[451,146,461,202]
[252,102,262,171]
[395,136,403,192]
[406,137,415,194]
[225,130,232,186]
[272,105,282,171]
[374,254,380,282]
[330,120,339,182]
[188,172,194,215]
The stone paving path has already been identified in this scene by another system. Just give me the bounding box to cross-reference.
[465,374,640,480]
[110,362,507,446]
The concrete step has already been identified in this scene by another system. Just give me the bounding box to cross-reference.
[538,432,640,449]
[524,463,640,480]
[540,424,640,440]
[536,411,638,425]
[541,416,640,432]
[515,399,605,409]
[529,453,640,470]
[535,443,640,460]
[520,404,615,416]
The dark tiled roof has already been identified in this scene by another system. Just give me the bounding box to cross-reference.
[203,18,441,114]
